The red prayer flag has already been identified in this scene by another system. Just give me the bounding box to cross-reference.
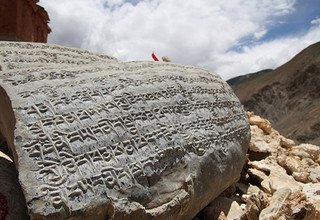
[152,52,159,61]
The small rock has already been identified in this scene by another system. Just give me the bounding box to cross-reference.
[249,115,272,134]
[247,184,262,195]
[290,148,311,159]
[261,166,302,193]
[249,126,276,153]
[250,126,283,156]
[248,160,272,173]
[248,168,268,182]
[277,155,302,174]
[301,157,316,167]
[217,211,228,220]
[259,188,292,219]
[161,56,171,62]
[309,166,320,183]
[253,191,269,211]
[227,201,244,219]
[292,144,320,161]
[292,171,310,183]
[303,183,320,216]
[260,188,313,220]
[280,136,295,148]
[243,200,260,220]
[242,191,269,210]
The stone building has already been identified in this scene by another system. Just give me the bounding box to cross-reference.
[0,0,51,42]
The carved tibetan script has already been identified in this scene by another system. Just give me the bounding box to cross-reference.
[0,42,249,215]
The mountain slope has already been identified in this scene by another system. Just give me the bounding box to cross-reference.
[228,42,320,145]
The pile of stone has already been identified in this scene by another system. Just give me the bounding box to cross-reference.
[196,112,320,219]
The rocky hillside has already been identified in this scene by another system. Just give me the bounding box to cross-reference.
[228,42,320,145]
[195,113,320,220]
[226,69,273,89]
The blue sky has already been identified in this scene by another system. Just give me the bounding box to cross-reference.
[230,0,320,53]
[39,0,320,79]
[261,0,320,41]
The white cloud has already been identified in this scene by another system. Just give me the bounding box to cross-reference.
[311,17,320,26]
[211,22,320,79]
[39,0,319,80]
[105,0,126,7]
[254,28,267,40]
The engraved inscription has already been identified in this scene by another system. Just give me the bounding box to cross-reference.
[0,42,250,216]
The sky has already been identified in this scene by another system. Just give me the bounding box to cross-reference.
[39,0,320,80]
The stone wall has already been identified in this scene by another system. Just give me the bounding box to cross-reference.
[0,0,51,42]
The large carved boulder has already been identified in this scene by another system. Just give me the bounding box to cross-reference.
[0,42,250,219]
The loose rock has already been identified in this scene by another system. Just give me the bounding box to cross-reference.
[194,112,320,220]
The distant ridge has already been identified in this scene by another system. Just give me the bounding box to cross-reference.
[227,69,273,87]
[228,42,320,145]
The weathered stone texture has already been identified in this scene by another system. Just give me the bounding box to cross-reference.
[0,42,250,219]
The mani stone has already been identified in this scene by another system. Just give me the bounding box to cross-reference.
[0,42,250,219]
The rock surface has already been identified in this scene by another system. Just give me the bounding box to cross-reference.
[196,112,320,219]
[0,42,250,219]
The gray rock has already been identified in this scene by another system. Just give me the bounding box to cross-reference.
[0,42,250,219]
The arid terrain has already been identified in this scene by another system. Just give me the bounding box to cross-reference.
[228,42,320,146]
